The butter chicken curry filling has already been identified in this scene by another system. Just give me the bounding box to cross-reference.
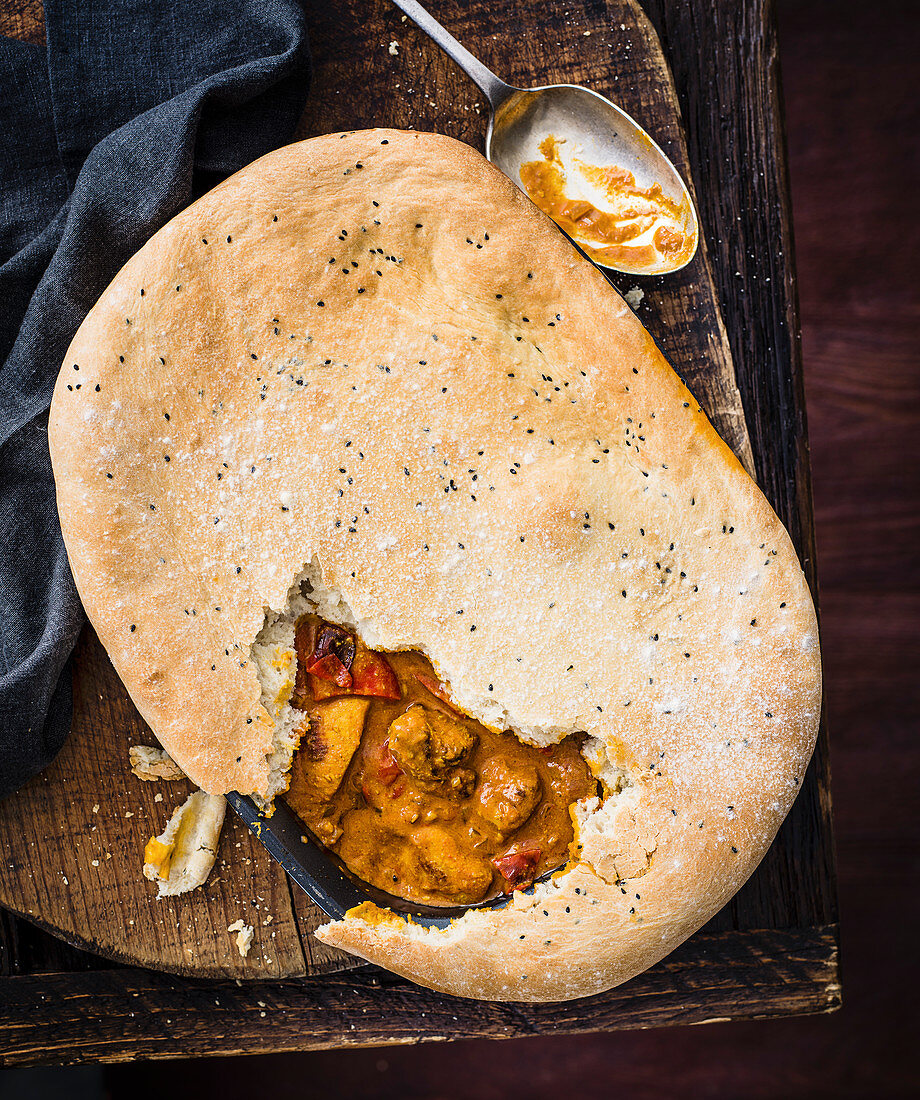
[285,615,595,906]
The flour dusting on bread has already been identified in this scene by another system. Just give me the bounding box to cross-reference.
[50,128,821,1001]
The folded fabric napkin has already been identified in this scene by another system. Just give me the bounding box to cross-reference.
[0,0,312,798]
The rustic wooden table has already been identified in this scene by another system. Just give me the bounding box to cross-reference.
[0,0,839,1064]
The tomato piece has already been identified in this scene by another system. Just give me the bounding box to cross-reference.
[297,617,399,701]
[304,651,353,688]
[361,738,403,805]
[492,847,542,890]
[376,739,402,785]
[350,644,401,699]
[414,673,462,713]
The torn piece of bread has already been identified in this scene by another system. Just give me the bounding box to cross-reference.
[143,791,226,897]
[227,919,255,958]
[129,745,185,781]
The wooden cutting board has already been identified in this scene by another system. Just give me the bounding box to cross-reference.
[0,0,753,980]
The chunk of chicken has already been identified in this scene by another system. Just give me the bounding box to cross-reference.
[387,705,477,786]
[409,826,494,903]
[295,696,370,804]
[474,756,543,838]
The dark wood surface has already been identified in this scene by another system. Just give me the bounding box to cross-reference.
[0,0,858,1074]
[0,0,763,981]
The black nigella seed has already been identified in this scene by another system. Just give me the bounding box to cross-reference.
[226,236,232,242]
[130,624,136,632]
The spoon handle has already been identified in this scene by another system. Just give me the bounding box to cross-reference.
[388,0,515,108]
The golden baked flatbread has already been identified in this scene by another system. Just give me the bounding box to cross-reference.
[49,129,821,1001]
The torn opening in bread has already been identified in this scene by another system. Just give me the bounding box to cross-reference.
[251,560,618,905]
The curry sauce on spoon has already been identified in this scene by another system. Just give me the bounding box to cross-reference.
[285,616,595,907]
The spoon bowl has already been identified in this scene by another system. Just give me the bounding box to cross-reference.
[392,0,699,276]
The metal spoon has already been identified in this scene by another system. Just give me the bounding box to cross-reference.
[389,0,699,276]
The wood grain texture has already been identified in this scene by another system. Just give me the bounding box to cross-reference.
[641,0,837,935]
[0,926,839,1067]
[0,0,841,1060]
[0,0,773,980]
[0,0,41,42]
[0,628,353,980]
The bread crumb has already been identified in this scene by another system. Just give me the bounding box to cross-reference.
[262,915,274,925]
[129,745,185,781]
[227,920,254,957]
[92,804,99,814]
[388,40,399,55]
[155,793,163,802]
[624,286,645,310]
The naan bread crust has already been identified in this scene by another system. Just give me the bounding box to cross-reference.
[49,130,820,1001]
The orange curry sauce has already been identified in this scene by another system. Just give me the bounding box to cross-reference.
[284,615,595,907]
[519,135,695,272]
